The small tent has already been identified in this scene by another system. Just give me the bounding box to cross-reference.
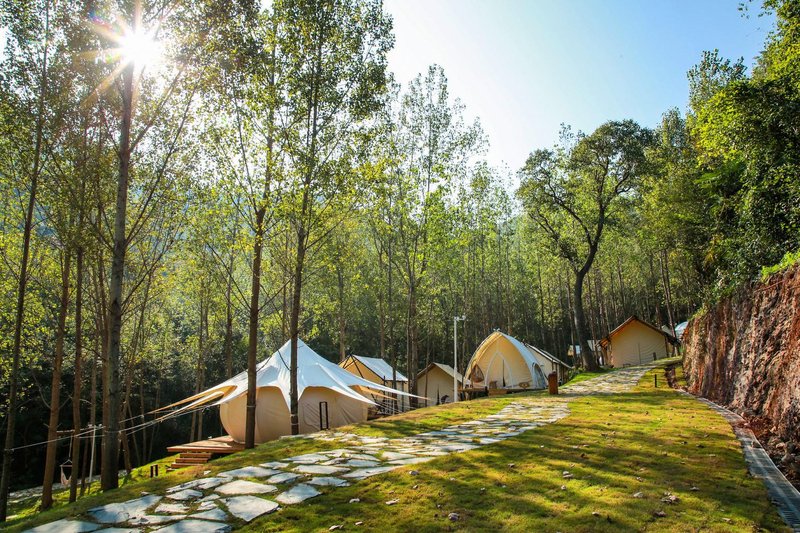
[526,343,573,384]
[464,331,548,391]
[339,355,410,413]
[416,363,468,405]
[600,316,679,367]
[158,339,414,444]
[674,321,688,340]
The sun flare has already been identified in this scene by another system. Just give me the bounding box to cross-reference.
[118,27,161,69]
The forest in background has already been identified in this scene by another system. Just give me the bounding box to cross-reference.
[0,0,797,510]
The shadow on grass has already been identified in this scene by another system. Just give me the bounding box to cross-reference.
[244,377,787,532]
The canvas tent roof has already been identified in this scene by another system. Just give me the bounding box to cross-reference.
[417,362,467,383]
[526,343,574,369]
[157,339,417,419]
[600,316,679,347]
[464,331,548,389]
[348,355,408,382]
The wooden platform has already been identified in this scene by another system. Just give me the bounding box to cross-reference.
[167,435,244,455]
[166,436,244,471]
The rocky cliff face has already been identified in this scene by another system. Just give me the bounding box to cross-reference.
[683,263,800,480]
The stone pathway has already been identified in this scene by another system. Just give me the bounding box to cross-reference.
[23,364,654,533]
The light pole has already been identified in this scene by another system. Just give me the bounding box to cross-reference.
[453,315,466,402]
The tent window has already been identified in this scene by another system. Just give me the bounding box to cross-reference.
[318,401,329,430]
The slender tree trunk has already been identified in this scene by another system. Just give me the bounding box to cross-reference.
[101,57,135,492]
[565,270,576,356]
[407,282,419,396]
[0,3,49,519]
[224,256,234,379]
[244,207,265,449]
[41,250,72,509]
[289,225,307,435]
[573,269,599,370]
[337,263,346,362]
[81,337,99,496]
[660,250,677,337]
[69,240,84,503]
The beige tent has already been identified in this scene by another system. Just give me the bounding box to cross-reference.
[600,316,679,367]
[416,363,468,405]
[158,339,415,444]
[340,355,409,413]
[525,343,573,384]
[464,331,548,391]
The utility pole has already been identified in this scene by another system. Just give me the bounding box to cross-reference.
[453,315,466,402]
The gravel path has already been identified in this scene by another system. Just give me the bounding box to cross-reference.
[23,364,654,533]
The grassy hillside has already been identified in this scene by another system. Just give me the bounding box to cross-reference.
[9,366,788,532]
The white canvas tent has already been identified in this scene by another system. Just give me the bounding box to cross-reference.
[417,363,468,405]
[157,339,417,444]
[464,331,548,391]
[340,355,410,412]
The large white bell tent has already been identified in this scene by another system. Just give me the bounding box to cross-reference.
[464,331,548,391]
[158,339,416,444]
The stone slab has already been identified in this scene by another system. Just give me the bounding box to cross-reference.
[221,495,280,522]
[165,489,203,501]
[294,464,348,475]
[218,466,279,479]
[154,502,190,514]
[189,508,228,522]
[167,477,226,493]
[285,453,330,464]
[24,519,101,533]
[342,466,399,479]
[153,519,231,533]
[89,495,162,524]
[267,472,303,484]
[306,476,350,487]
[276,483,321,505]
[128,514,185,526]
[215,480,277,495]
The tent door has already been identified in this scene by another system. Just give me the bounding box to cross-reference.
[318,401,330,430]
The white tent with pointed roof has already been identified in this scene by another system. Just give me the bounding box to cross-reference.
[464,331,548,391]
[157,339,416,444]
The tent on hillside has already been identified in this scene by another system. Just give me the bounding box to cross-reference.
[526,343,573,384]
[416,362,469,405]
[157,339,415,444]
[600,316,679,367]
[464,331,548,392]
[339,355,410,413]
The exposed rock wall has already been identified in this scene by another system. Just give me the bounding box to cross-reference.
[683,264,800,473]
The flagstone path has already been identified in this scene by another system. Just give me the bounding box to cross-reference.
[23,364,654,533]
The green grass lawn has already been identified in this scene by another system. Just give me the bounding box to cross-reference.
[8,365,788,532]
[564,367,613,385]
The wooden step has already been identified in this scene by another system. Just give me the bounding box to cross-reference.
[179,452,213,459]
[175,457,209,465]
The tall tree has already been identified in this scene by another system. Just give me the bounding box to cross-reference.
[278,0,392,433]
[519,121,654,370]
[0,0,58,518]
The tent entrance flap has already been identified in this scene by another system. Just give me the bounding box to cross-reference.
[319,401,330,430]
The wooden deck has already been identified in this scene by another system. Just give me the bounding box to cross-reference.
[167,435,244,454]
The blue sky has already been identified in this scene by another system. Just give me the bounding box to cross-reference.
[384,0,775,170]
